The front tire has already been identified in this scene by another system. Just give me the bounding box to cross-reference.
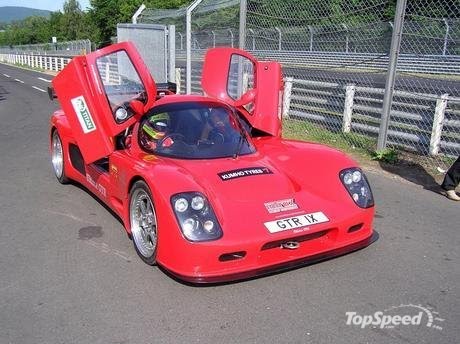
[51,130,69,184]
[129,181,158,265]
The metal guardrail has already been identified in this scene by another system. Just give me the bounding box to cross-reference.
[0,52,133,85]
[2,49,458,158]
[0,39,92,57]
[4,49,459,77]
[0,53,71,72]
[285,78,460,157]
[177,50,460,75]
[179,68,460,158]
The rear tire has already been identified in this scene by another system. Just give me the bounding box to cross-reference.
[129,181,158,265]
[51,130,69,184]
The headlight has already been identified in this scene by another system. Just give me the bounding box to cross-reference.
[174,198,189,212]
[171,192,223,242]
[191,196,205,210]
[340,168,374,208]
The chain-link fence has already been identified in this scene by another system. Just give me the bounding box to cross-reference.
[139,0,240,94]
[388,1,460,172]
[0,39,92,56]
[130,1,458,171]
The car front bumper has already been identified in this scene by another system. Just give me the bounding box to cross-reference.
[161,230,378,284]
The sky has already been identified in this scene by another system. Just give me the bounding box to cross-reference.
[0,0,91,12]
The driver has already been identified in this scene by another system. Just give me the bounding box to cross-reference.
[140,112,173,150]
[209,107,228,132]
[205,107,233,143]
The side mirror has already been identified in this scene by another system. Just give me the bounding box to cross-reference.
[129,99,145,118]
[234,89,257,107]
[115,107,129,123]
[47,86,57,100]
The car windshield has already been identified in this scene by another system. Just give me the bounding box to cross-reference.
[138,101,256,159]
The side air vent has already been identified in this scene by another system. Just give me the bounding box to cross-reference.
[347,223,363,233]
[219,251,247,262]
[69,143,85,176]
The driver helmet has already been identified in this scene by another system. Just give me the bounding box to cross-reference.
[142,112,170,142]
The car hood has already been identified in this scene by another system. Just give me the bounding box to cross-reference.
[154,142,361,240]
[167,152,297,203]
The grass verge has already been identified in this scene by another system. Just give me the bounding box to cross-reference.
[282,118,376,159]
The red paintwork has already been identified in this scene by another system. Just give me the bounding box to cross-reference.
[50,43,375,283]
[52,41,156,163]
[202,48,283,137]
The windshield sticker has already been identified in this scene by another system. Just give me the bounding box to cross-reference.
[264,198,299,214]
[71,96,96,133]
[218,167,273,181]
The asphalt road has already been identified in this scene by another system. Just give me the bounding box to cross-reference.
[0,63,459,344]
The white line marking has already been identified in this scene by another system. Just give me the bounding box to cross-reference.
[43,209,96,225]
[32,86,46,93]
[14,78,24,83]
[86,240,132,262]
[38,77,51,82]
[2,73,10,78]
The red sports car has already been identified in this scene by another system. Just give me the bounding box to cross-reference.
[49,41,376,283]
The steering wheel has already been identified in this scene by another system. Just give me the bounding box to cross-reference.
[208,129,225,144]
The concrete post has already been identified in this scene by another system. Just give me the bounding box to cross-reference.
[247,28,255,50]
[227,29,234,48]
[430,94,449,156]
[175,68,181,94]
[275,27,282,51]
[211,31,216,48]
[342,24,349,53]
[308,26,314,52]
[343,85,356,133]
[283,77,294,118]
[168,25,176,83]
[443,18,450,56]
[177,32,183,50]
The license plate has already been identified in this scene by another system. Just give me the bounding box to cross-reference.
[264,212,329,233]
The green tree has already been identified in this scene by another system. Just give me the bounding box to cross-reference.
[47,11,65,42]
[0,0,191,47]
[88,0,189,47]
[89,0,144,46]
[0,16,50,45]
[61,0,84,40]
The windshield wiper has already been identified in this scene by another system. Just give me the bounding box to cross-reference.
[232,114,250,159]
[233,135,245,159]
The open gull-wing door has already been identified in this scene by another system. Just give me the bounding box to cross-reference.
[201,48,283,137]
[52,41,156,163]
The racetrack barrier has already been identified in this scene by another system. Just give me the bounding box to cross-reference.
[178,69,459,159]
[283,78,460,158]
[0,53,72,73]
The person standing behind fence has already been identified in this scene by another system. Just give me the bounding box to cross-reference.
[441,156,460,201]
